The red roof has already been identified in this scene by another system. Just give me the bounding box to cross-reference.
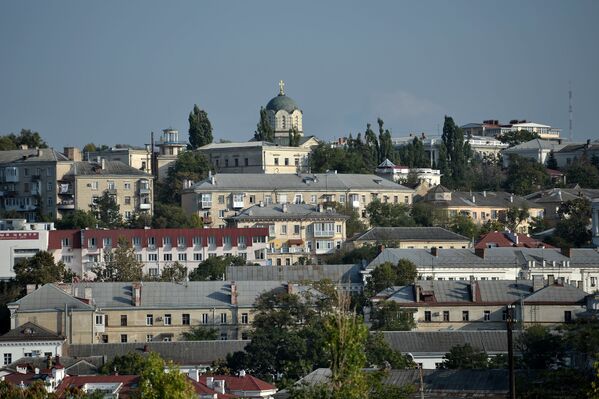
[55,375,140,398]
[199,374,276,393]
[189,378,236,398]
[476,231,553,249]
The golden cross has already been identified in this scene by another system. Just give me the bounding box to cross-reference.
[279,80,285,95]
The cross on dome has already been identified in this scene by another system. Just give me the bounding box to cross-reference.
[278,80,285,95]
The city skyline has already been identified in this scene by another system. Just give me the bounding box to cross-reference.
[1,0,598,148]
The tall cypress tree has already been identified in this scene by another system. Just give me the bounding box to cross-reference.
[188,104,213,149]
[254,107,274,142]
[440,116,471,188]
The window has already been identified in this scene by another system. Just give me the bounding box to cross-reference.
[238,235,246,248]
[218,195,225,204]
[178,253,187,261]
[484,310,491,321]
[265,195,272,205]
[124,182,131,190]
[462,311,469,321]
[62,255,73,263]
[164,253,172,261]
[95,315,104,325]
[336,224,342,233]
[311,195,317,204]
[193,236,202,246]
[164,314,172,325]
[107,180,115,190]
[193,253,202,261]
[295,158,299,166]
[24,352,32,357]
[120,334,128,343]
[208,236,216,246]
[284,158,289,166]
[148,253,158,261]
[220,313,227,324]
[223,236,231,246]
[182,314,190,325]
[148,236,156,248]
[241,313,249,324]
[202,314,209,324]
[281,225,287,235]
[220,333,228,340]
[278,194,287,204]
[294,225,300,235]
[103,237,112,248]
[294,194,302,204]
[443,311,450,322]
[219,210,225,218]
[339,194,346,203]
[132,236,141,247]
[234,158,239,167]
[101,335,108,343]
[120,315,127,326]
[146,335,153,343]
[274,157,279,166]
[424,311,431,322]
[146,314,154,326]
[124,196,131,205]
[61,237,70,247]
[591,277,597,287]
[564,311,572,322]
[163,236,172,246]
[224,159,229,167]
[244,158,249,166]
[4,353,12,365]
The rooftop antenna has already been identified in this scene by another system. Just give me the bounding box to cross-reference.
[569,81,573,142]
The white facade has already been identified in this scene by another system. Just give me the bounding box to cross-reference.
[0,340,64,366]
[0,220,53,280]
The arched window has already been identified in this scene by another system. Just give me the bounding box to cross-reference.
[282,116,286,129]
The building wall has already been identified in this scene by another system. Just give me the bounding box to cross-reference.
[200,146,311,174]
[12,311,96,345]
[0,341,63,366]
[186,188,413,228]
[351,239,471,250]
[521,304,587,325]
[0,230,50,280]
[87,149,151,174]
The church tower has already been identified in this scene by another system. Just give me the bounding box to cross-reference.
[265,80,303,138]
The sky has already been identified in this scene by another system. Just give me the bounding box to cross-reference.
[1,0,598,149]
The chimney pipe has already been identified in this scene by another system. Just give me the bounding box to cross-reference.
[532,275,544,292]
[230,282,238,305]
[470,276,477,302]
[475,247,486,259]
[132,283,142,306]
[431,247,438,257]
[414,284,421,302]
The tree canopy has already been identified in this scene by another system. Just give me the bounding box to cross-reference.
[188,104,213,149]
[90,191,123,229]
[14,251,74,286]
[498,129,539,147]
[55,210,98,230]
[442,343,489,369]
[94,237,143,281]
[0,129,48,150]
[438,116,471,188]
[366,199,415,227]
[254,106,274,142]
[157,151,211,204]
[188,255,246,281]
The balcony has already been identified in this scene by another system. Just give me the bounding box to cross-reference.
[352,200,360,208]
[57,200,75,210]
[106,188,117,195]
[314,230,335,238]
[202,216,213,225]
[232,200,244,209]
[139,203,151,210]
[200,200,212,209]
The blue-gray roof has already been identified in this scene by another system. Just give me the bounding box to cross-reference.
[354,227,469,243]
[382,330,518,354]
[266,94,301,113]
[226,264,363,284]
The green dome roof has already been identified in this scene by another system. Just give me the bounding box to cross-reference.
[266,94,300,113]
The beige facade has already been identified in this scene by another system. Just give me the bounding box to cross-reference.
[87,147,152,174]
[59,160,154,220]
[230,204,348,265]
[198,141,314,174]
[155,128,187,181]
[182,173,413,228]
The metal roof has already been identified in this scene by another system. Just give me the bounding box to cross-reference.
[10,284,94,312]
[226,264,363,284]
[381,331,517,354]
[64,160,151,177]
[0,148,69,164]
[354,227,469,243]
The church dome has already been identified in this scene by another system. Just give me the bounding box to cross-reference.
[266,94,300,113]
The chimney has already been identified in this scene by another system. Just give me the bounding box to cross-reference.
[509,194,514,203]
[414,284,421,302]
[562,247,572,258]
[84,287,93,301]
[431,247,439,257]
[206,376,214,388]
[26,284,38,295]
[63,147,82,161]
[470,276,477,302]
[483,190,487,197]
[100,158,106,170]
[239,370,246,377]
[547,275,555,285]
[475,247,486,259]
[34,367,40,375]
[377,244,385,254]
[287,283,295,294]
[230,282,238,305]
[317,203,323,213]
[587,139,591,149]
[214,380,225,394]
[188,369,200,382]
[132,283,142,306]
[532,275,544,292]
[472,195,476,203]
[282,203,288,213]
[259,201,264,207]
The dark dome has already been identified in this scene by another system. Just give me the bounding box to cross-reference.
[266,94,300,113]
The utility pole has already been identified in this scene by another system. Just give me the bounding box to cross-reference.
[569,81,573,142]
[506,304,516,399]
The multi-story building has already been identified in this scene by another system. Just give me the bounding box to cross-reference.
[86,146,152,175]
[198,141,314,174]
[420,186,543,233]
[47,227,270,278]
[525,187,599,227]
[501,138,568,167]
[461,119,561,141]
[154,128,188,181]
[182,173,413,228]
[58,159,154,220]
[0,322,65,366]
[553,139,599,168]
[228,203,348,265]
[348,227,471,249]
[0,147,72,221]
[0,218,55,280]
[8,281,308,344]
[375,159,441,186]
[366,247,599,293]
[371,277,590,331]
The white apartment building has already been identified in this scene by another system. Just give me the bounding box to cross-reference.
[0,219,54,280]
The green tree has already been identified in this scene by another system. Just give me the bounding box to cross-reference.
[188,104,213,149]
[498,129,539,147]
[370,301,415,331]
[151,202,202,228]
[0,136,17,150]
[157,151,211,204]
[14,251,74,286]
[546,150,558,169]
[548,197,591,248]
[367,260,418,296]
[181,325,219,341]
[254,106,274,142]
[139,352,197,399]
[411,202,448,227]
[447,214,478,240]
[565,158,599,188]
[188,255,246,281]
[82,143,97,153]
[365,331,414,368]
[91,191,123,229]
[308,143,370,174]
[289,127,302,147]
[1,129,48,149]
[442,343,489,369]
[377,118,395,164]
[126,210,153,228]
[478,219,505,236]
[439,116,471,188]
[55,210,98,229]
[158,261,187,282]
[94,237,143,281]
[366,199,415,227]
[397,136,429,168]
[504,155,550,195]
[505,206,530,232]
[517,325,565,369]
[100,351,147,374]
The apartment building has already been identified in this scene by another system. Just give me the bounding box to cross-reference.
[525,187,599,227]
[47,227,270,278]
[348,227,471,249]
[461,120,561,141]
[420,186,543,233]
[8,281,307,344]
[501,138,567,167]
[198,141,314,174]
[228,203,348,265]
[375,159,441,186]
[366,247,599,293]
[372,278,590,331]
[59,160,154,220]
[0,147,72,221]
[182,173,413,228]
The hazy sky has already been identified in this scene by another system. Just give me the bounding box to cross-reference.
[1,1,598,149]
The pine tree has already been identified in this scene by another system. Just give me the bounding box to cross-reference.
[188,104,213,149]
[439,116,471,188]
